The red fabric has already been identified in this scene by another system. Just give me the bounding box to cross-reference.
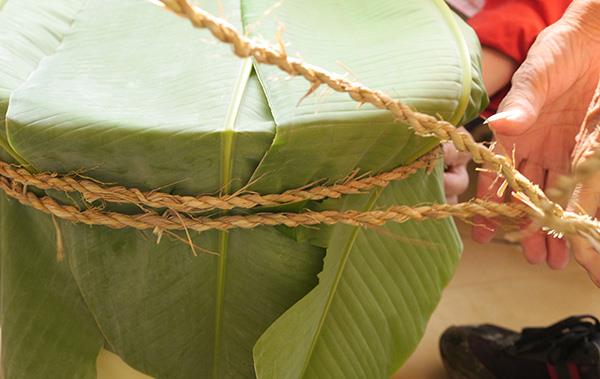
[568,363,582,379]
[468,0,572,115]
[469,0,571,63]
[546,363,560,379]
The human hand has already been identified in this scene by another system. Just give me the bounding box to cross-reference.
[443,131,472,204]
[473,0,600,269]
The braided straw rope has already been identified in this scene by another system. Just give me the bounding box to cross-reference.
[0,0,598,243]
[0,149,439,213]
[149,0,600,241]
[0,175,532,232]
[5,168,600,236]
[548,127,600,204]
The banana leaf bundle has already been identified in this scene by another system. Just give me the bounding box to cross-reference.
[0,0,487,378]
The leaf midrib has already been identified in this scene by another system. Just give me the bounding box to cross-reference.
[298,189,381,378]
[432,0,472,126]
[297,2,473,377]
[213,56,253,379]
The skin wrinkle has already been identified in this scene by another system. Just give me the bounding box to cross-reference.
[477,0,600,278]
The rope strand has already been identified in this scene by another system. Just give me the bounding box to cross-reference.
[0,1,597,244]
[154,0,600,241]
[0,149,439,213]
[0,174,537,233]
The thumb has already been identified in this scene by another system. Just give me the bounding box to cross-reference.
[486,61,549,136]
[485,108,538,136]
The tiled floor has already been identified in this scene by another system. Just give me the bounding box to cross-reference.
[97,225,600,378]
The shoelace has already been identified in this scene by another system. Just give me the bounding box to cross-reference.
[511,315,600,364]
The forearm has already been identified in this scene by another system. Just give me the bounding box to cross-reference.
[481,48,517,97]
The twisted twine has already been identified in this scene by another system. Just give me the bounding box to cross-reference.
[0,0,598,244]
[0,149,439,213]
[548,127,600,204]
[5,164,600,235]
[152,0,600,241]
[0,175,533,232]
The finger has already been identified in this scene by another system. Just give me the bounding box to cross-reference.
[443,142,471,168]
[455,150,472,166]
[486,55,549,136]
[517,162,547,264]
[545,169,569,269]
[446,195,458,204]
[442,142,455,164]
[547,236,569,269]
[521,229,548,265]
[444,166,469,199]
[472,169,503,243]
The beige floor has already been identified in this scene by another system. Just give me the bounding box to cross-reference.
[97,225,600,378]
[394,225,600,379]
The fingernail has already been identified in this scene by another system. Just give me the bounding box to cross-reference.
[484,111,510,124]
[485,109,525,125]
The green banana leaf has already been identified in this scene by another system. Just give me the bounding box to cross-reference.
[0,0,487,378]
[244,2,486,377]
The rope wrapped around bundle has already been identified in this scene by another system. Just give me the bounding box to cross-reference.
[0,149,440,213]
[0,0,597,248]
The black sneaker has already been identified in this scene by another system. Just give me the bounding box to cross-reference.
[440,315,600,379]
